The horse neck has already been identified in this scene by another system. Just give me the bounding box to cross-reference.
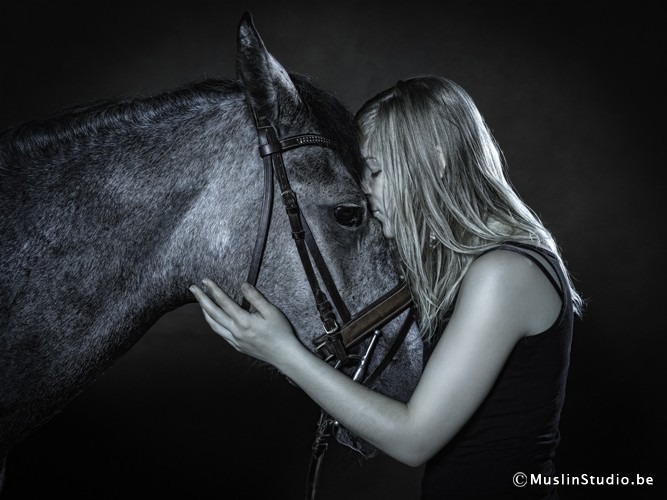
[0,90,269,450]
[91,95,259,323]
[2,91,259,344]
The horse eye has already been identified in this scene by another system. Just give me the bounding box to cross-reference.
[334,205,364,227]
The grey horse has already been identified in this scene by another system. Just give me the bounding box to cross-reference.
[0,13,422,493]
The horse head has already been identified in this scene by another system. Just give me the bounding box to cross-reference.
[230,13,423,454]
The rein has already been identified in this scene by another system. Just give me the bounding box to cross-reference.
[243,107,414,500]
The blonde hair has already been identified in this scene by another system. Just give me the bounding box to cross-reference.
[356,76,583,343]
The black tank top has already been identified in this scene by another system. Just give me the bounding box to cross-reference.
[421,242,574,499]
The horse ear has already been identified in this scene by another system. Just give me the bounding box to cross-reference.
[236,12,301,125]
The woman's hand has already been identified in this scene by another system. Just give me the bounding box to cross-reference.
[189,279,303,366]
[189,283,415,465]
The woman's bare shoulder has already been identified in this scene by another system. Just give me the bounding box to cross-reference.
[456,248,561,336]
[464,248,538,288]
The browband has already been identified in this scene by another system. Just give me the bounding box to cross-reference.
[258,134,336,157]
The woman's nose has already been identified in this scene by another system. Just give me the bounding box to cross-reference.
[361,177,371,196]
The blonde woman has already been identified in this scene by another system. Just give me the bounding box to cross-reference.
[190,76,583,499]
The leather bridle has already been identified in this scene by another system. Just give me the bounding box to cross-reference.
[243,107,415,500]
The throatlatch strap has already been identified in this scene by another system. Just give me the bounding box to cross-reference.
[242,151,274,311]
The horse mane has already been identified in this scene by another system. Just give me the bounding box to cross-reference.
[0,80,241,159]
[0,74,361,180]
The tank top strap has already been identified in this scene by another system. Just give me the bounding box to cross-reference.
[480,242,566,299]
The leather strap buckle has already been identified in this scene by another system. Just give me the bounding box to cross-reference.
[281,190,298,210]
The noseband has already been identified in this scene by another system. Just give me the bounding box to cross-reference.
[244,107,414,500]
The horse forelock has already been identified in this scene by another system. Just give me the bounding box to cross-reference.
[289,74,363,184]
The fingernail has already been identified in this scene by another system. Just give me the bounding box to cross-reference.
[188,286,196,294]
[241,282,251,293]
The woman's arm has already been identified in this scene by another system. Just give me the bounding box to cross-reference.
[190,249,558,466]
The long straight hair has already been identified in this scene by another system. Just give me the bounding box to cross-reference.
[356,76,583,343]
